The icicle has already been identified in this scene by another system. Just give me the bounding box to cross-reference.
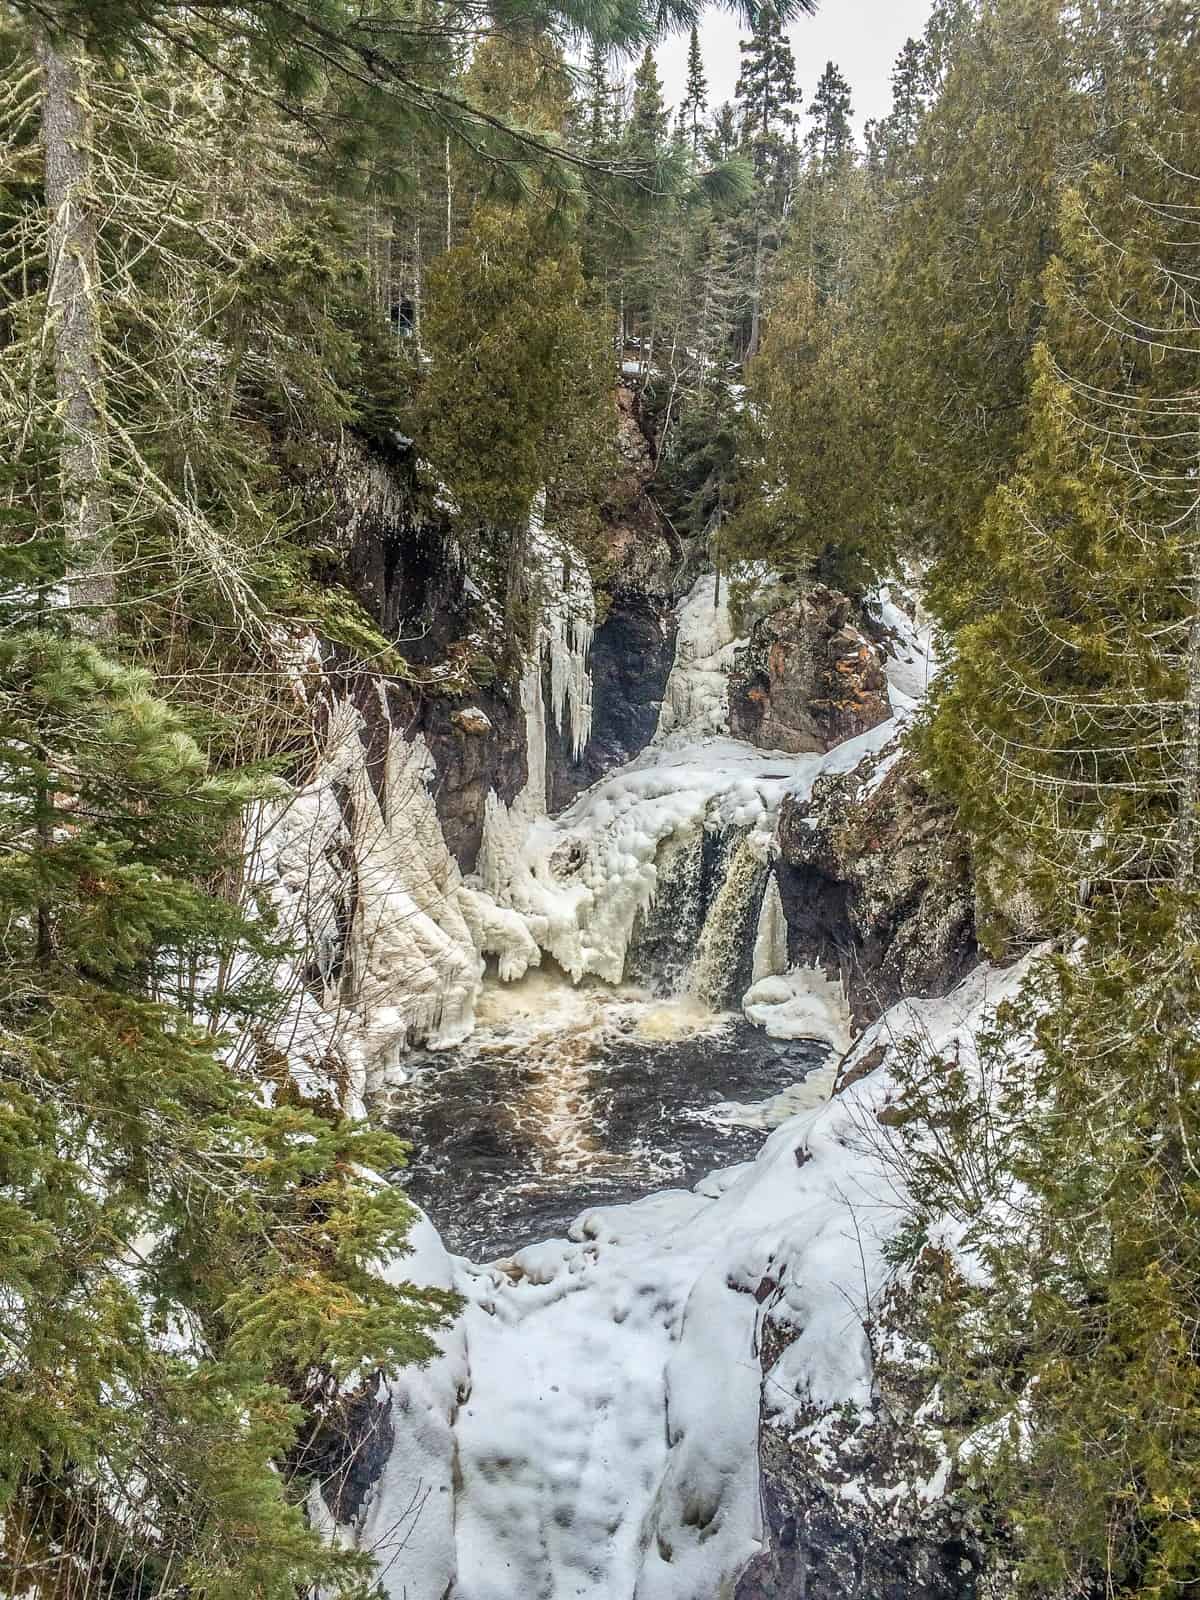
[751,871,788,982]
[530,494,595,761]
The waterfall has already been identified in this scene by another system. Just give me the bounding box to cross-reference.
[687,831,769,1010]
[626,824,707,993]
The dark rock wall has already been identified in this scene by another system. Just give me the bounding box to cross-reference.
[546,385,679,812]
[328,387,677,860]
[328,435,528,869]
[546,591,675,812]
[737,1433,988,1600]
[776,749,977,1027]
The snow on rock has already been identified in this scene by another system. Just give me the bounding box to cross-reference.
[340,956,1038,1599]
[229,701,368,1112]
[871,582,936,714]
[741,966,852,1052]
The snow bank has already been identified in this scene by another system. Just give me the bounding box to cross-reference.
[339,956,1037,1598]
[742,966,852,1051]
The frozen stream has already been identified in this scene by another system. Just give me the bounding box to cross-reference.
[385,970,828,1259]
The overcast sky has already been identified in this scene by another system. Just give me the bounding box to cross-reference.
[654,0,935,136]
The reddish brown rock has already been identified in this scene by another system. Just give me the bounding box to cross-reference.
[729,587,890,754]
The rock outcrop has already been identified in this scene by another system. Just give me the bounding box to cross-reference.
[736,1272,998,1600]
[730,588,890,755]
[776,744,977,1025]
[545,386,678,809]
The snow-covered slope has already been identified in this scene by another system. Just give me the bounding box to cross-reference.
[340,956,1034,1599]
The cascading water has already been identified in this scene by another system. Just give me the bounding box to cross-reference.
[687,830,770,1010]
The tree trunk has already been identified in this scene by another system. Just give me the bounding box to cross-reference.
[1176,513,1200,894]
[747,215,764,359]
[39,35,115,639]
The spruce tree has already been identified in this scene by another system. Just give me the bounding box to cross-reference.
[734,0,801,356]
[679,23,708,155]
[735,0,799,165]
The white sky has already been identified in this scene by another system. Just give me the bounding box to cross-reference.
[654,0,935,136]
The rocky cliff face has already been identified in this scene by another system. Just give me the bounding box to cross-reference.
[729,587,890,755]
[546,386,678,810]
[331,391,679,859]
[736,1267,999,1600]
[328,434,530,869]
[776,743,977,1027]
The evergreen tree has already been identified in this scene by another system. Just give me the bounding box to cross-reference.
[726,273,888,590]
[0,576,454,1594]
[628,45,669,157]
[885,10,1200,1594]
[679,23,708,155]
[805,59,854,165]
[583,38,614,156]
[415,203,615,643]
[872,0,1074,616]
[706,100,739,162]
[734,0,801,356]
[735,0,799,163]
[888,36,930,149]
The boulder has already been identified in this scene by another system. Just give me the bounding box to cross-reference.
[730,587,890,754]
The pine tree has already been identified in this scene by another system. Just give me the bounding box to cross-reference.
[628,45,669,157]
[872,0,1074,616]
[806,59,854,165]
[888,36,929,149]
[735,0,799,165]
[679,24,708,155]
[734,0,801,357]
[583,38,613,156]
[726,273,888,589]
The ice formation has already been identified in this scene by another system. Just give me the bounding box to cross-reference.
[241,568,936,1104]
[741,966,853,1052]
[478,572,924,1033]
[339,957,1037,1599]
[534,507,595,762]
[654,574,743,745]
[751,872,788,983]
[231,696,541,1105]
